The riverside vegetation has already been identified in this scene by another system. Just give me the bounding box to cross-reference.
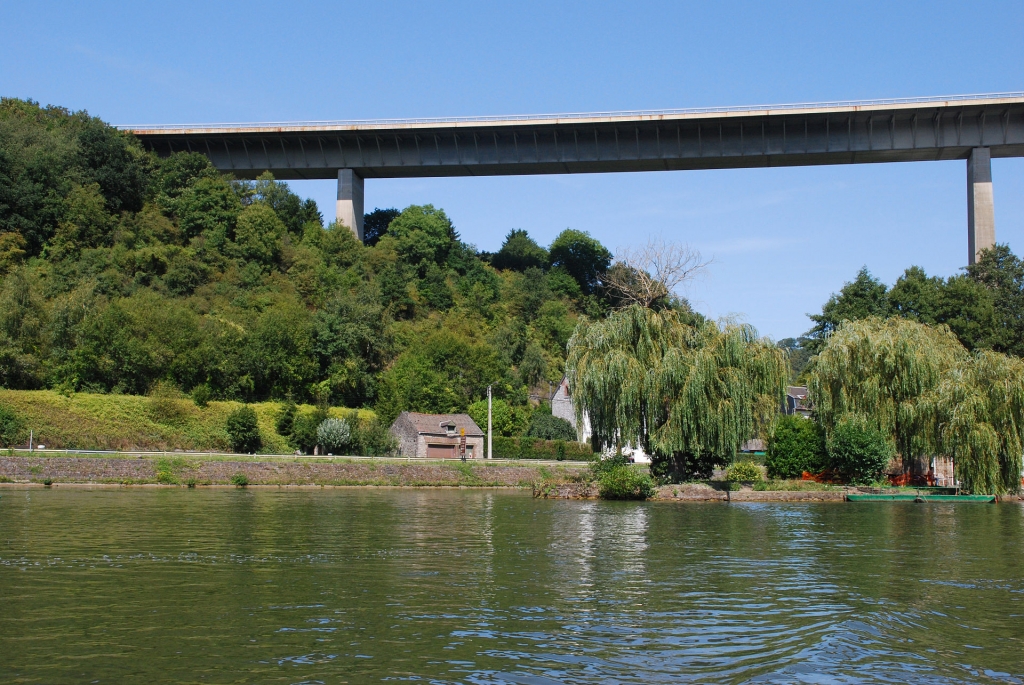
[0,98,609,453]
[2,97,1024,495]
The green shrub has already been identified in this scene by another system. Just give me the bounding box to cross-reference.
[345,412,398,457]
[726,460,764,482]
[275,400,297,436]
[317,417,350,454]
[191,383,212,408]
[826,416,895,485]
[597,463,656,500]
[766,414,825,479]
[525,413,577,441]
[466,398,529,437]
[492,436,593,460]
[226,406,261,453]
[156,467,179,485]
[0,405,25,447]
[230,472,249,487]
[290,407,327,454]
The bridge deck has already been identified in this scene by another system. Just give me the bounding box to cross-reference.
[125,93,1024,180]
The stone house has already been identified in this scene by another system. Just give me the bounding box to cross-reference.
[389,412,485,459]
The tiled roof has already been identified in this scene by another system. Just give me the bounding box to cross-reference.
[396,412,484,436]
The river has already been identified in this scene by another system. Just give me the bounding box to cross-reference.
[1,488,1022,683]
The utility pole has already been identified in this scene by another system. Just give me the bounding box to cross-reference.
[487,385,492,460]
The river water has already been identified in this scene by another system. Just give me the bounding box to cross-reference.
[1,488,1022,684]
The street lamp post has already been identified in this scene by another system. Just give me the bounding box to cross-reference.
[487,385,492,460]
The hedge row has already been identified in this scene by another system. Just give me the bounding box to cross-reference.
[492,436,594,461]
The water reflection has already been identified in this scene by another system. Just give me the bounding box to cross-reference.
[0,489,1022,684]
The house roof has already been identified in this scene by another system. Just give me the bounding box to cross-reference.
[393,412,484,437]
[786,386,808,398]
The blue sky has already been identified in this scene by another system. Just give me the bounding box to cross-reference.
[2,1,1022,339]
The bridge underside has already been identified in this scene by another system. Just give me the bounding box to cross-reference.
[129,96,1024,263]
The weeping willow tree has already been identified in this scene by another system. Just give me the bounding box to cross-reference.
[565,305,787,482]
[935,350,1024,494]
[809,317,1024,494]
[808,317,962,464]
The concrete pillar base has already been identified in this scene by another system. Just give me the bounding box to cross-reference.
[336,169,364,241]
[967,148,995,265]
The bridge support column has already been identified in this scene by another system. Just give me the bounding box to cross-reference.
[336,169,364,241]
[967,148,995,265]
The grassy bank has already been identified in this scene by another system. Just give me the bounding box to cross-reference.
[0,389,373,453]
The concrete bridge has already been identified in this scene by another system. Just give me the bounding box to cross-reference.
[126,93,1024,264]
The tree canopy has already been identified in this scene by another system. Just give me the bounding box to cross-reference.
[808,317,1024,494]
[566,305,787,481]
[0,97,618,428]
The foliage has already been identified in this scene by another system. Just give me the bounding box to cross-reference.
[825,416,895,485]
[809,317,1024,494]
[362,208,399,247]
[0,98,603,446]
[548,229,612,296]
[0,405,24,447]
[766,414,825,479]
[290,406,328,454]
[191,383,212,408]
[491,436,593,461]
[0,388,374,453]
[933,349,1024,494]
[591,455,655,500]
[809,317,962,469]
[466,398,528,438]
[525,412,577,441]
[275,400,297,436]
[966,245,1024,356]
[725,460,764,482]
[343,410,398,457]
[316,417,351,454]
[226,405,261,453]
[566,305,787,483]
[230,472,249,487]
[806,267,890,352]
[806,248,1024,355]
[777,337,813,381]
[491,229,548,272]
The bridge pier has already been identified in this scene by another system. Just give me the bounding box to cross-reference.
[336,169,364,240]
[967,148,995,265]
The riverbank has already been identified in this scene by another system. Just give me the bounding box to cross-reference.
[2,455,1018,501]
[0,455,574,488]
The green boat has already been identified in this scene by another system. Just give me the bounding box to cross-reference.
[846,493,996,502]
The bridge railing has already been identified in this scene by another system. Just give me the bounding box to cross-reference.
[120,92,1024,132]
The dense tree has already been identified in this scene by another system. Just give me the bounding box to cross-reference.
[548,229,612,296]
[567,305,787,482]
[362,208,399,247]
[806,267,890,352]
[967,244,1024,356]
[491,229,548,272]
[0,98,611,440]
[777,337,813,381]
[809,317,1024,494]
[805,249,1024,355]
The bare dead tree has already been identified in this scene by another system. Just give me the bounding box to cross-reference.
[603,238,710,308]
